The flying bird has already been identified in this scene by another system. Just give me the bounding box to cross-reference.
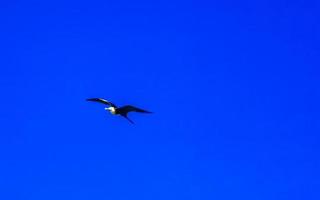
[86,98,152,124]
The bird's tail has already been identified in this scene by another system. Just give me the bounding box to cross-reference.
[122,115,134,124]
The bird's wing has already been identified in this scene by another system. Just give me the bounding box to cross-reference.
[117,105,152,114]
[86,98,117,107]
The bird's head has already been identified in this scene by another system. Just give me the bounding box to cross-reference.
[105,107,116,114]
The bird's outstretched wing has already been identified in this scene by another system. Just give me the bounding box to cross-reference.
[117,105,152,114]
[86,98,117,108]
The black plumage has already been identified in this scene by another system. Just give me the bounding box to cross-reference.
[86,98,117,108]
[86,98,152,124]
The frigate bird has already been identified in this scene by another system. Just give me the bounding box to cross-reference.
[86,98,152,124]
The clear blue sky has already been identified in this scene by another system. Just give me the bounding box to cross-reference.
[1,0,319,199]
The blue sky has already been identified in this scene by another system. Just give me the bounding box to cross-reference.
[1,0,319,199]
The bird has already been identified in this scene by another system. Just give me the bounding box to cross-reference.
[86,98,152,124]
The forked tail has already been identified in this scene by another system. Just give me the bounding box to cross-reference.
[121,114,134,124]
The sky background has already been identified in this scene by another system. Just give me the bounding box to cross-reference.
[1,0,319,199]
